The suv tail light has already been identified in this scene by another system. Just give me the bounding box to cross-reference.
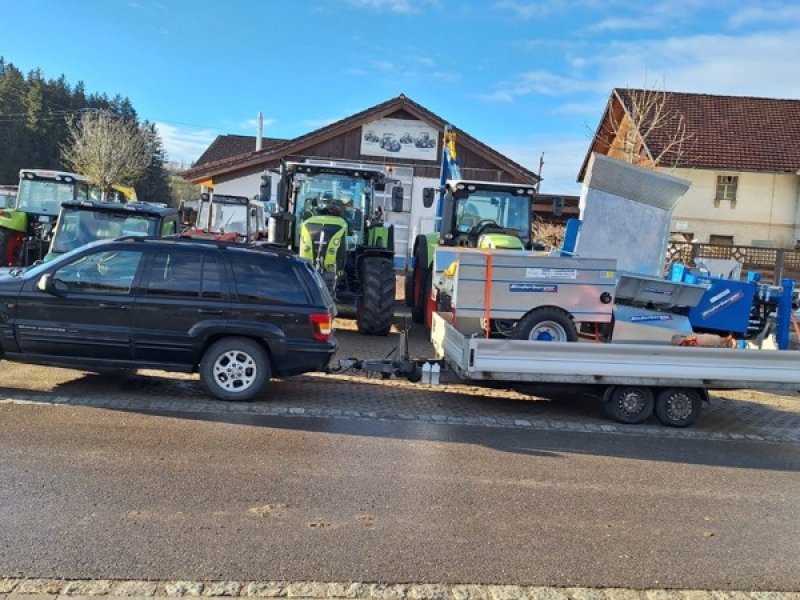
[309,313,333,341]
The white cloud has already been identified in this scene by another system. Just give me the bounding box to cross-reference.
[349,0,416,14]
[237,117,276,132]
[155,122,218,164]
[480,29,800,104]
[478,69,602,103]
[496,135,589,194]
[728,3,800,28]
[585,16,662,32]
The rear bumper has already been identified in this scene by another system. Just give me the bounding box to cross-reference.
[273,338,337,376]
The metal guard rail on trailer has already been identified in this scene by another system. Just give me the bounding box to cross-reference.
[431,313,800,390]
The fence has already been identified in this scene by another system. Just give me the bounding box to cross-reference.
[666,242,800,284]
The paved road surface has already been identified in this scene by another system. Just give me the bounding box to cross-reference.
[1,402,799,590]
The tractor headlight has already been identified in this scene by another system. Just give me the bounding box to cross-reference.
[331,238,341,247]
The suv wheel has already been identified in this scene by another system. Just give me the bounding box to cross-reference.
[200,337,270,402]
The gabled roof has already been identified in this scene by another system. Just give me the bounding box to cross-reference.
[579,89,800,181]
[194,134,288,167]
[182,94,539,184]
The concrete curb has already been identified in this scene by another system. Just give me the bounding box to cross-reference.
[1,579,798,599]
[3,394,800,446]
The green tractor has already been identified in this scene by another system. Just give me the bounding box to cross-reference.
[0,169,95,266]
[267,161,402,336]
[406,127,537,324]
[46,201,179,261]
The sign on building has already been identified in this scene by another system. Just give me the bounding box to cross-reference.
[361,118,438,161]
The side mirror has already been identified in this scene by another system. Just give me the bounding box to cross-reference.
[552,197,564,217]
[374,181,386,192]
[422,188,435,209]
[250,207,258,218]
[391,187,404,213]
[259,175,272,203]
[36,274,58,295]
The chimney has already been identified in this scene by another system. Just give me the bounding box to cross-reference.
[256,112,263,151]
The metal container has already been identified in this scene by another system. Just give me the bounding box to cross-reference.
[435,247,617,330]
[575,154,691,277]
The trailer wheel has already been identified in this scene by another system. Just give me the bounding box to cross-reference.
[514,307,578,342]
[655,388,702,427]
[603,386,655,424]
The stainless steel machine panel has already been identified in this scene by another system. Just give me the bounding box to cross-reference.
[436,247,617,323]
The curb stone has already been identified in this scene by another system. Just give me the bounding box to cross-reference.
[0,580,797,599]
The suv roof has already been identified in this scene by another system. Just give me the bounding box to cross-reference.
[60,200,178,217]
[114,235,305,260]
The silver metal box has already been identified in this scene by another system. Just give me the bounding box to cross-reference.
[434,247,617,329]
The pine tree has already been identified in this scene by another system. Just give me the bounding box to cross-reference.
[135,122,173,204]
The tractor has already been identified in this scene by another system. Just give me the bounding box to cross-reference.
[46,201,179,261]
[266,161,402,336]
[0,169,139,267]
[182,192,266,242]
[406,126,537,324]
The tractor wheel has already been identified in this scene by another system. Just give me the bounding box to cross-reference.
[357,256,395,336]
[410,248,429,324]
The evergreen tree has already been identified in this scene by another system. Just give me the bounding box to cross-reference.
[135,122,173,203]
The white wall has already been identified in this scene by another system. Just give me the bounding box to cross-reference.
[666,168,800,247]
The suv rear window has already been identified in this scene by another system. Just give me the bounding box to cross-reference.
[229,252,308,305]
[146,250,223,299]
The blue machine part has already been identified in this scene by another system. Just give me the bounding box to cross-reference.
[689,277,756,335]
[774,278,795,351]
[560,218,582,256]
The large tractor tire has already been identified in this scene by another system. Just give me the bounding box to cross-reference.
[357,256,395,336]
[410,247,430,324]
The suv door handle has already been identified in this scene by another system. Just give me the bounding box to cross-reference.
[99,303,129,310]
[198,308,223,315]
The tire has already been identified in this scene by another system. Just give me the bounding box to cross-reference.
[0,227,20,267]
[513,307,578,342]
[603,386,655,424]
[357,256,395,336]
[199,337,270,402]
[410,248,429,324]
[655,388,702,427]
[404,268,414,307]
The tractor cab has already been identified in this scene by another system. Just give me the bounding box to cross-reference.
[184,193,265,242]
[440,180,535,250]
[47,201,179,260]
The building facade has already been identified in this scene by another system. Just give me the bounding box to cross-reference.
[581,89,800,248]
[182,95,540,266]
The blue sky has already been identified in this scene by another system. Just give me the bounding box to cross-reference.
[3,0,800,193]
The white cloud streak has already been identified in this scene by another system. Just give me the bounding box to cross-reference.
[155,122,218,164]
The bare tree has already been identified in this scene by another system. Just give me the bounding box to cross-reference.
[595,84,694,169]
[62,110,150,199]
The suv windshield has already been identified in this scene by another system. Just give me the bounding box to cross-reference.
[52,209,160,253]
[294,173,368,241]
[455,190,532,242]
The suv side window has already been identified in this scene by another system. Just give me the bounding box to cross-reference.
[146,249,222,299]
[53,249,143,295]
[229,252,307,305]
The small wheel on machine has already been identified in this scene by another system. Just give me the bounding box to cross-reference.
[513,307,578,342]
[603,385,655,424]
[199,337,270,402]
[655,387,702,427]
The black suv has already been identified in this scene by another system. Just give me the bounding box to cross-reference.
[0,237,336,401]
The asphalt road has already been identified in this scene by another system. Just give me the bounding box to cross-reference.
[1,402,799,590]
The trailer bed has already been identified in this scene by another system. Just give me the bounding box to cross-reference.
[431,313,800,391]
